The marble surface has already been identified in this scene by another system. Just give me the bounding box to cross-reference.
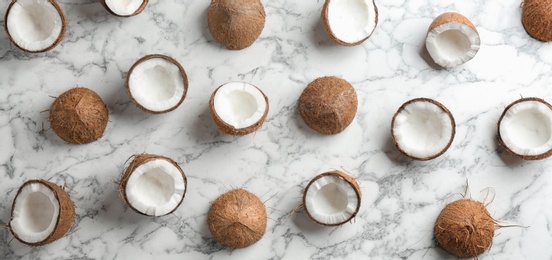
[1,0,552,259]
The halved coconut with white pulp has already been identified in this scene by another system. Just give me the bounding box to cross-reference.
[10,180,75,246]
[209,82,269,136]
[127,54,188,114]
[100,0,148,17]
[498,98,552,160]
[426,12,480,68]
[4,0,67,53]
[391,98,456,160]
[120,154,187,217]
[303,171,361,226]
[321,0,378,46]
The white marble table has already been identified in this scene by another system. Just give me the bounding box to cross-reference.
[1,0,551,259]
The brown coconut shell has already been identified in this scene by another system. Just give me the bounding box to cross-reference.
[4,0,67,53]
[497,97,552,160]
[119,153,187,217]
[302,170,361,226]
[321,0,378,46]
[10,179,75,246]
[522,0,552,42]
[434,199,496,258]
[207,188,267,248]
[126,54,189,114]
[208,83,269,136]
[299,76,358,135]
[391,98,456,161]
[428,12,477,34]
[100,0,148,17]
[207,0,266,50]
[49,87,109,144]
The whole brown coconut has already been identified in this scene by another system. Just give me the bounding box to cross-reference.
[49,87,108,144]
[207,0,266,50]
[208,189,267,248]
[434,199,496,258]
[299,76,358,135]
[522,0,552,42]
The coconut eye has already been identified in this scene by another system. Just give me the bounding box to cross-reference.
[101,0,148,17]
[321,0,378,46]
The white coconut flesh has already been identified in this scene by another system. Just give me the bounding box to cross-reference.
[213,82,267,129]
[499,101,552,156]
[128,58,186,112]
[125,159,186,216]
[393,101,454,159]
[327,0,377,44]
[10,183,60,244]
[105,0,144,16]
[304,175,359,225]
[426,22,480,68]
[6,0,63,52]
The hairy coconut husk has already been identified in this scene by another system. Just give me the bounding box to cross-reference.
[522,0,552,42]
[10,179,75,246]
[207,0,266,50]
[208,83,269,136]
[428,12,477,34]
[321,0,378,46]
[434,199,496,258]
[4,0,67,53]
[119,153,187,216]
[49,87,109,144]
[126,54,189,114]
[299,76,358,135]
[100,0,149,17]
[208,188,267,248]
[302,170,361,226]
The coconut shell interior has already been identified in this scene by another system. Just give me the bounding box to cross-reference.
[427,12,477,34]
[100,0,149,17]
[522,0,552,42]
[320,0,378,46]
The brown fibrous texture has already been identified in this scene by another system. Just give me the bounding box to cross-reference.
[299,76,358,135]
[321,0,378,46]
[10,180,75,246]
[428,12,477,34]
[49,87,109,144]
[100,0,149,17]
[522,0,552,42]
[208,188,267,248]
[207,0,266,50]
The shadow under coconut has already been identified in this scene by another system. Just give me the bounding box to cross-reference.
[72,2,113,21]
[199,5,219,48]
[419,44,443,70]
[383,134,412,164]
[189,105,228,144]
[95,187,152,226]
[493,135,526,167]
[290,208,333,234]
[310,16,340,50]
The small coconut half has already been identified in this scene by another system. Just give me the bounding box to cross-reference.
[497,97,552,160]
[209,82,269,136]
[391,98,455,160]
[303,171,361,226]
[426,12,480,68]
[321,0,378,46]
[10,180,75,246]
[100,0,148,17]
[4,0,67,53]
[120,154,187,217]
[127,54,188,114]
[522,0,552,42]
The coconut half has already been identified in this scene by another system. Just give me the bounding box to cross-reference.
[209,82,269,136]
[10,180,75,246]
[426,12,480,68]
[321,0,378,46]
[522,0,552,42]
[127,54,188,114]
[4,0,67,53]
[100,0,148,17]
[120,154,187,217]
[497,98,552,160]
[391,98,455,160]
[303,171,361,226]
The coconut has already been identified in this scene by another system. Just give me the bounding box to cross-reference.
[119,154,187,217]
[4,0,67,53]
[497,97,552,160]
[100,0,148,17]
[126,54,189,114]
[522,0,552,42]
[434,199,496,258]
[49,87,109,144]
[9,180,75,246]
[207,188,266,248]
[207,0,266,50]
[209,82,269,136]
[299,76,358,135]
[321,0,378,46]
[391,98,455,160]
[425,12,480,68]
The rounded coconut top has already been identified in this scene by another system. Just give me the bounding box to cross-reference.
[208,188,267,248]
[299,76,358,135]
[100,0,148,17]
[321,0,378,46]
[49,87,109,144]
[522,0,552,42]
